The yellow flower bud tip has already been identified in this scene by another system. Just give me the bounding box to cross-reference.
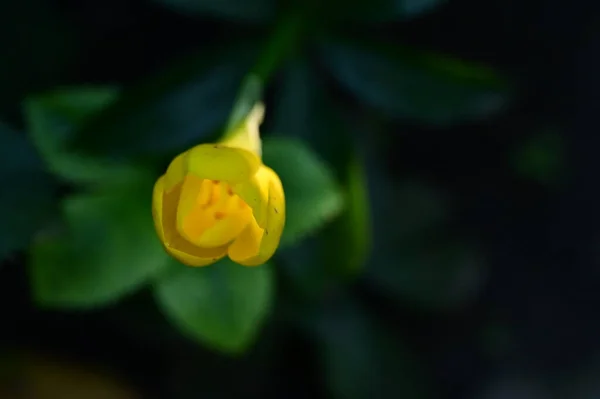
[220,102,265,157]
[152,104,285,267]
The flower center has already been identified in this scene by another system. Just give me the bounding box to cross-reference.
[180,178,252,248]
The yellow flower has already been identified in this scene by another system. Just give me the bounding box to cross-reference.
[152,103,285,267]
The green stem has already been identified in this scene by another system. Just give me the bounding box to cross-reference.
[224,10,304,134]
[251,10,304,82]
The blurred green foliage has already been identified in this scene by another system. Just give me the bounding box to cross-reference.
[2,0,574,397]
[155,258,274,354]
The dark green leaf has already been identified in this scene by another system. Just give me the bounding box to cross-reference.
[154,259,274,354]
[0,123,56,259]
[30,174,170,308]
[0,0,77,112]
[270,60,370,276]
[322,157,371,275]
[262,137,345,246]
[303,298,434,399]
[366,180,485,309]
[276,237,341,301]
[315,0,446,23]
[368,240,485,310]
[152,0,275,23]
[394,0,445,17]
[321,40,511,125]
[70,42,259,158]
[24,87,146,186]
[512,129,565,186]
[270,60,347,165]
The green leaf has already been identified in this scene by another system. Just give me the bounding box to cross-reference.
[321,39,511,125]
[270,59,348,168]
[69,41,258,158]
[29,175,170,309]
[323,157,371,275]
[154,259,274,354]
[366,180,485,310]
[152,0,275,23]
[0,123,56,259]
[394,0,445,17]
[270,60,370,275]
[316,0,445,23]
[24,87,146,186]
[302,298,434,399]
[512,129,564,186]
[262,137,345,247]
[369,240,485,310]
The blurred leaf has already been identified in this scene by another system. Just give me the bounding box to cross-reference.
[25,87,147,186]
[369,240,484,310]
[321,39,511,125]
[477,376,549,399]
[374,180,448,240]
[70,42,258,158]
[275,237,340,302]
[0,0,77,112]
[303,297,433,399]
[30,175,169,309]
[324,156,371,275]
[366,180,485,309]
[0,123,55,259]
[271,60,371,276]
[154,259,274,354]
[512,129,564,185]
[394,0,445,16]
[318,0,446,23]
[152,0,275,23]
[262,137,345,246]
[270,59,349,168]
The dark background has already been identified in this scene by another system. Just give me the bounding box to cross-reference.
[1,0,600,398]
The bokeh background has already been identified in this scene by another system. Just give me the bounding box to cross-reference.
[2,0,600,398]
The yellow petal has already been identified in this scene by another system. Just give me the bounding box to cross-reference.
[220,102,265,156]
[229,166,285,266]
[196,207,252,248]
[164,144,261,191]
[231,165,271,228]
[164,245,223,268]
[176,175,216,243]
[160,181,228,267]
[227,217,264,264]
[152,175,167,243]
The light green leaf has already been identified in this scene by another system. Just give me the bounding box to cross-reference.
[322,39,511,125]
[154,259,274,354]
[262,138,345,247]
[29,175,170,309]
[24,87,145,185]
[0,122,56,259]
[152,0,275,23]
